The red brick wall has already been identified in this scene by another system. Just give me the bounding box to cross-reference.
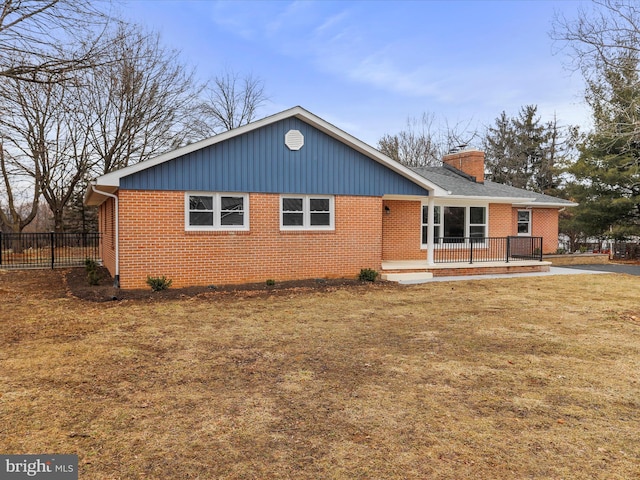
[489,204,512,238]
[381,199,424,260]
[510,207,559,254]
[115,191,382,288]
[379,202,560,261]
[102,191,562,287]
[99,197,116,276]
[494,204,560,253]
[531,208,559,254]
[442,150,485,183]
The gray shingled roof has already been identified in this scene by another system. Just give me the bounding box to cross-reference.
[411,166,576,206]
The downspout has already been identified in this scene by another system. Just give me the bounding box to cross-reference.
[91,183,120,288]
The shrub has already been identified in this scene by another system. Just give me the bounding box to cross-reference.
[85,258,98,273]
[146,275,173,292]
[87,269,101,286]
[85,258,100,285]
[358,268,379,282]
[265,279,276,286]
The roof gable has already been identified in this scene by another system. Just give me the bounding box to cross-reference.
[120,116,430,196]
[87,106,445,205]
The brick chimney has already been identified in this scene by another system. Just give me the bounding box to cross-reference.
[442,149,485,183]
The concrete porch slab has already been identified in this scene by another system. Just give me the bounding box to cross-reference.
[426,260,551,270]
[381,260,552,280]
[382,260,550,271]
[381,260,429,271]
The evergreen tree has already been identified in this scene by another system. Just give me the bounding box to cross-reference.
[567,51,640,239]
[483,106,567,195]
[62,182,97,233]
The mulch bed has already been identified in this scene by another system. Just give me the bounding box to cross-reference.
[64,266,383,302]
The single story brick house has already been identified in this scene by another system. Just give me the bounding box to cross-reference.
[85,106,576,288]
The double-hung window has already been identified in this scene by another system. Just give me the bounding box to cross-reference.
[421,205,487,246]
[186,193,249,231]
[469,207,486,239]
[281,195,334,230]
[517,210,531,235]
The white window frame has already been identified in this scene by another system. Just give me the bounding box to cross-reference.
[469,206,487,240]
[517,209,531,236]
[422,205,442,246]
[280,195,335,231]
[421,202,488,248]
[185,192,249,231]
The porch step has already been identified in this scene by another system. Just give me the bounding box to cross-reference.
[381,272,434,284]
[381,260,429,271]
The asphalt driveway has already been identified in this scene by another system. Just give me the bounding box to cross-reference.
[561,263,640,276]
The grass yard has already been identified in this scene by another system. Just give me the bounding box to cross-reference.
[0,269,639,479]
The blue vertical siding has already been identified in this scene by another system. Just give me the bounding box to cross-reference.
[120,117,429,196]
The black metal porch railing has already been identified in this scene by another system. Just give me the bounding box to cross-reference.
[432,236,543,264]
[0,232,101,269]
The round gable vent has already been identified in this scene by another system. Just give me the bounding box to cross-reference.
[285,129,304,151]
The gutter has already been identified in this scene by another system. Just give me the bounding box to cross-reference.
[90,183,120,288]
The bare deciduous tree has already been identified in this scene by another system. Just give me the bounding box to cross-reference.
[553,0,640,236]
[0,73,91,232]
[0,6,267,233]
[198,70,267,134]
[552,0,640,77]
[378,113,477,167]
[552,0,640,148]
[0,0,110,83]
[78,22,204,174]
[0,141,40,234]
[1,20,204,232]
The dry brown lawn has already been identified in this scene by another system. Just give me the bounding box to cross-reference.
[0,269,639,479]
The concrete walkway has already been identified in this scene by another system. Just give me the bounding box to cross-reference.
[399,266,611,284]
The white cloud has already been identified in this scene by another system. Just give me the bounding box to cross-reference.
[202,1,590,132]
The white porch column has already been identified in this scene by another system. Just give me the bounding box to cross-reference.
[427,196,435,265]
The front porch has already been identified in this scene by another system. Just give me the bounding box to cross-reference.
[381,259,551,281]
[380,236,550,282]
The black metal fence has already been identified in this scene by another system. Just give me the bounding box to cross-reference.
[432,236,543,264]
[0,232,101,269]
[612,242,640,260]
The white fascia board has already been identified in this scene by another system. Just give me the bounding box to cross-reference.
[441,195,537,203]
[92,106,447,196]
[512,201,578,208]
[443,195,577,207]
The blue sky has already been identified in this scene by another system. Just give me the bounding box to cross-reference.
[119,0,591,147]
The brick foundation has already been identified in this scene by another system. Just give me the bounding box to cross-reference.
[429,264,551,277]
